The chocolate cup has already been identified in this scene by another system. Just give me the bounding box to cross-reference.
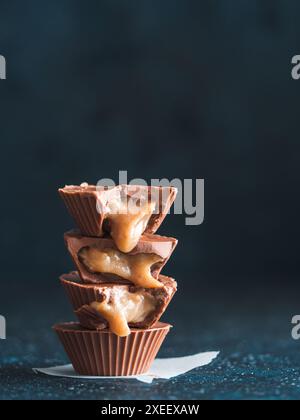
[64,230,178,285]
[53,322,171,376]
[60,271,177,330]
[58,184,178,238]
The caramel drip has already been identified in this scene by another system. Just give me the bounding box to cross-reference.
[91,301,130,337]
[108,202,155,253]
[91,290,156,337]
[79,247,163,289]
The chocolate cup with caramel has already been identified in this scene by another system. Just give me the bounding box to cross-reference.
[58,184,177,252]
[60,271,177,335]
[53,322,171,376]
[64,230,178,288]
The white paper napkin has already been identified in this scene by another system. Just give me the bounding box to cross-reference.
[34,351,219,384]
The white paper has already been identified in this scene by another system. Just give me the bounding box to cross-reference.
[34,351,219,384]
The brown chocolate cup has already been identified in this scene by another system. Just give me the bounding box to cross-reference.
[53,322,171,376]
[59,185,104,236]
[60,271,177,330]
[64,230,177,285]
[58,184,177,238]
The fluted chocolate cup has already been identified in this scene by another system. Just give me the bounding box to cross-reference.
[60,272,177,331]
[53,322,171,376]
[64,230,177,287]
[58,184,177,240]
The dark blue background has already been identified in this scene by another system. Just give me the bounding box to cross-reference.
[1,0,300,400]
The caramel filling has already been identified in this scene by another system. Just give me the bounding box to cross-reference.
[107,201,155,253]
[79,247,163,288]
[90,290,156,336]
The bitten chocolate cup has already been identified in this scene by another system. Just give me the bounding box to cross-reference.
[53,322,171,376]
[60,272,177,334]
[64,230,178,288]
[58,184,177,252]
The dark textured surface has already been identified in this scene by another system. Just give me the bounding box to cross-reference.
[1,281,300,400]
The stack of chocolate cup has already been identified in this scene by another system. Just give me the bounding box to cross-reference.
[54,184,178,376]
